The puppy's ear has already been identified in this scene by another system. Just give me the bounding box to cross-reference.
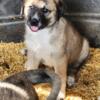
[20,0,25,16]
[55,0,64,19]
[55,0,62,4]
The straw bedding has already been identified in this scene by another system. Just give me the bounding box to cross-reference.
[0,43,100,100]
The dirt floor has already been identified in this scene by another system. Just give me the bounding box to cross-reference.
[0,43,100,100]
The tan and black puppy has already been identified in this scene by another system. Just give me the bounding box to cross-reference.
[22,0,89,99]
[0,69,61,100]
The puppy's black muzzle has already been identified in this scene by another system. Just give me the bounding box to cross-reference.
[30,18,39,26]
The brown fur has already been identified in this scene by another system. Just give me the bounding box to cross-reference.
[23,0,89,99]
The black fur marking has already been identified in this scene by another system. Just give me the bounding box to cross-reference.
[27,6,50,30]
[39,13,50,29]
[55,0,64,20]
[1,69,61,100]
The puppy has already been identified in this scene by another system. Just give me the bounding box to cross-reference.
[0,69,61,100]
[22,0,89,99]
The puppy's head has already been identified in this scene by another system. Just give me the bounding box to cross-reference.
[23,0,63,32]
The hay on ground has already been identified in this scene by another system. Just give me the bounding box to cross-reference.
[0,43,100,100]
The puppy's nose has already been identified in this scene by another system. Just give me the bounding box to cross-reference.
[30,18,39,26]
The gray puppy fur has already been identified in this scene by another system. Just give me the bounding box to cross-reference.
[0,69,61,100]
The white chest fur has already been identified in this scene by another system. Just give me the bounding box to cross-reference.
[25,25,58,65]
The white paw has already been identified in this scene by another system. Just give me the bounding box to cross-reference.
[66,96,82,100]
[57,91,65,100]
[20,48,27,55]
[24,62,33,70]
[67,76,75,87]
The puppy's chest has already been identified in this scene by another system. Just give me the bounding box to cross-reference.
[25,29,57,58]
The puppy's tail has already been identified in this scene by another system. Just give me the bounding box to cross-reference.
[4,69,61,100]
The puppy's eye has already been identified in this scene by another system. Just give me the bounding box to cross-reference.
[42,7,50,13]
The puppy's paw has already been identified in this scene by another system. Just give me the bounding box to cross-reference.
[67,76,75,87]
[20,48,27,56]
[57,91,65,100]
[66,96,82,100]
[24,61,33,70]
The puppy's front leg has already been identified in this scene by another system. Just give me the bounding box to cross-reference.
[25,49,40,70]
[54,56,67,100]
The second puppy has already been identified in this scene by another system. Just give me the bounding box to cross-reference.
[0,69,61,100]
